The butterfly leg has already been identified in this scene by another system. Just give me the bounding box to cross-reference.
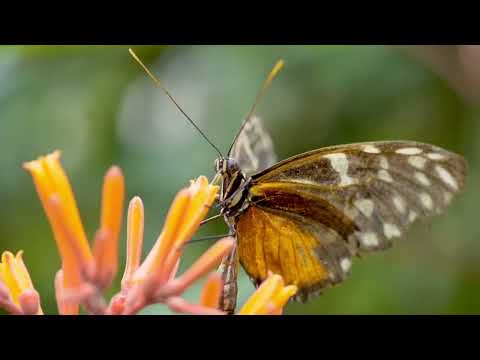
[217,240,239,314]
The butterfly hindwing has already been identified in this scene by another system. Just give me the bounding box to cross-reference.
[235,141,467,299]
[236,205,353,302]
[229,115,277,175]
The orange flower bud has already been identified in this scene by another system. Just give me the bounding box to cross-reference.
[94,166,125,289]
[121,196,144,290]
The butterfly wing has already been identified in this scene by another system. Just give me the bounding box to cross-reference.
[237,141,467,299]
[237,194,355,301]
[229,115,277,175]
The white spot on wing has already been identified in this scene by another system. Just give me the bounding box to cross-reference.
[426,153,446,160]
[393,195,406,214]
[354,199,375,217]
[415,172,431,186]
[396,147,423,155]
[419,192,433,210]
[379,156,389,169]
[362,145,381,154]
[359,232,379,247]
[435,165,458,190]
[384,223,401,239]
[408,156,427,169]
[340,258,352,272]
[378,169,393,183]
[324,153,356,186]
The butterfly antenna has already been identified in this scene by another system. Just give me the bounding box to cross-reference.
[227,59,284,155]
[129,48,223,158]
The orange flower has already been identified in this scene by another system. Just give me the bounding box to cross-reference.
[24,151,125,314]
[93,166,125,289]
[121,196,144,290]
[196,271,297,315]
[119,176,235,315]
[132,177,218,285]
[237,273,298,315]
[22,150,294,315]
[0,251,42,315]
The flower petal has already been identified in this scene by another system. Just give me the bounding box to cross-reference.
[19,289,42,315]
[1,251,22,303]
[237,274,284,315]
[47,195,91,288]
[200,272,223,309]
[41,152,92,262]
[160,177,219,279]
[0,251,42,314]
[14,251,34,291]
[24,152,93,290]
[54,270,79,315]
[161,237,234,297]
[121,196,144,289]
[132,188,190,283]
[166,296,225,315]
[94,166,125,287]
[269,285,297,314]
[172,176,218,249]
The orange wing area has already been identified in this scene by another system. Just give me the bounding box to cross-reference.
[237,206,331,299]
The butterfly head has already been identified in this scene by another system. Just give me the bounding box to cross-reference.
[213,157,250,216]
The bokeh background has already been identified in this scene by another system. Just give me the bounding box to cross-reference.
[0,45,478,314]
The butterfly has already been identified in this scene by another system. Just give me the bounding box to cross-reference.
[210,72,468,314]
[214,116,467,312]
[128,50,468,314]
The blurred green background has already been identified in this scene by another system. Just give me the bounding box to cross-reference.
[0,45,478,315]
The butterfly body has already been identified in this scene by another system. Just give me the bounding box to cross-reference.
[214,116,467,312]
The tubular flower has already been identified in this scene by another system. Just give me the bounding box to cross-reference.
[121,196,144,290]
[119,176,234,315]
[237,273,298,315]
[20,151,236,315]
[0,251,42,315]
[93,166,125,289]
[18,150,294,315]
[24,151,124,314]
[195,271,298,315]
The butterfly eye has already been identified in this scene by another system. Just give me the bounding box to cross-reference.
[226,158,238,171]
[214,158,222,172]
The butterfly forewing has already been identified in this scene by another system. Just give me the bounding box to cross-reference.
[236,141,467,299]
[229,115,277,175]
[252,141,467,252]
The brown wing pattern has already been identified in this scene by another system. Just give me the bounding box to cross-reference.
[236,141,467,299]
[252,141,467,252]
